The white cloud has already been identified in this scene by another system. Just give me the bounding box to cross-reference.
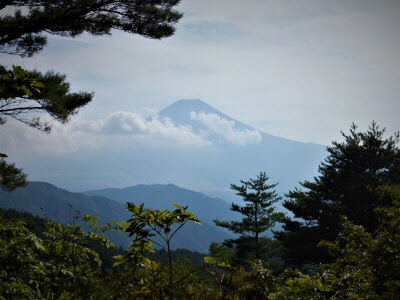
[0,117,105,156]
[1,110,263,162]
[190,111,262,145]
[75,110,262,146]
[2,0,400,147]
[75,111,210,146]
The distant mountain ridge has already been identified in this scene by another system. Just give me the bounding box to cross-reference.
[0,181,131,247]
[0,181,237,253]
[4,99,329,201]
[83,183,242,226]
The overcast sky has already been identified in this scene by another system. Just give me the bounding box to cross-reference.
[1,0,400,145]
[1,0,400,190]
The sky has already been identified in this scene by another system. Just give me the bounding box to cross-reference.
[1,0,400,191]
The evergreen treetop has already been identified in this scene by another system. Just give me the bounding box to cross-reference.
[214,172,284,261]
[0,65,93,131]
[276,122,400,265]
[0,0,183,57]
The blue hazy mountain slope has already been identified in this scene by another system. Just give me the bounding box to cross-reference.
[7,99,328,194]
[0,182,128,222]
[84,183,283,235]
[83,183,242,226]
[156,99,327,195]
[0,182,131,248]
[0,182,233,253]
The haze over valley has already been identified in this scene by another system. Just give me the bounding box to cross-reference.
[0,99,327,201]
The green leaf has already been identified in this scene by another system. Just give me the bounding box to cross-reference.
[204,256,218,265]
[172,202,184,209]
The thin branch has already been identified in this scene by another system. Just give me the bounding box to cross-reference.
[168,221,186,241]
[147,238,166,250]
[0,106,44,112]
[147,223,168,243]
[173,268,199,286]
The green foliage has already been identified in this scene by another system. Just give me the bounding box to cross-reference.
[214,172,284,263]
[0,218,46,299]
[271,184,400,300]
[277,122,400,265]
[0,0,183,57]
[269,270,330,300]
[148,248,207,267]
[319,187,400,299]
[94,258,217,300]
[0,213,115,299]
[204,256,279,299]
[2,183,400,299]
[115,202,207,298]
[228,260,278,299]
[209,241,236,264]
[0,158,27,191]
[117,202,200,267]
[0,65,93,131]
[0,65,44,97]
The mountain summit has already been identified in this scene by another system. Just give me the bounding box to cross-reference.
[4,98,328,196]
[159,99,254,132]
[154,99,328,195]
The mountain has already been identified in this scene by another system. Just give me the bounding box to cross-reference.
[0,182,130,247]
[5,99,328,197]
[0,182,235,253]
[0,182,128,223]
[156,99,327,197]
[159,99,254,132]
[83,183,242,226]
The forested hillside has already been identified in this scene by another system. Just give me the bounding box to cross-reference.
[0,182,234,253]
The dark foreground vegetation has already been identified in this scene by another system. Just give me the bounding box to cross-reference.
[1,123,400,299]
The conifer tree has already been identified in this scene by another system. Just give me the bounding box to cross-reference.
[0,0,183,57]
[0,0,183,190]
[214,172,284,263]
[0,155,27,191]
[275,122,400,266]
[0,65,93,131]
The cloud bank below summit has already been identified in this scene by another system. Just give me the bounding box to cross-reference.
[0,99,326,193]
[190,111,262,145]
[74,110,262,146]
[1,107,263,163]
[74,111,209,146]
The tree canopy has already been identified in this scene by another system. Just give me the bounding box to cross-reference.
[0,65,93,131]
[0,155,27,191]
[275,122,400,265]
[271,184,400,299]
[0,0,183,57]
[214,172,284,264]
